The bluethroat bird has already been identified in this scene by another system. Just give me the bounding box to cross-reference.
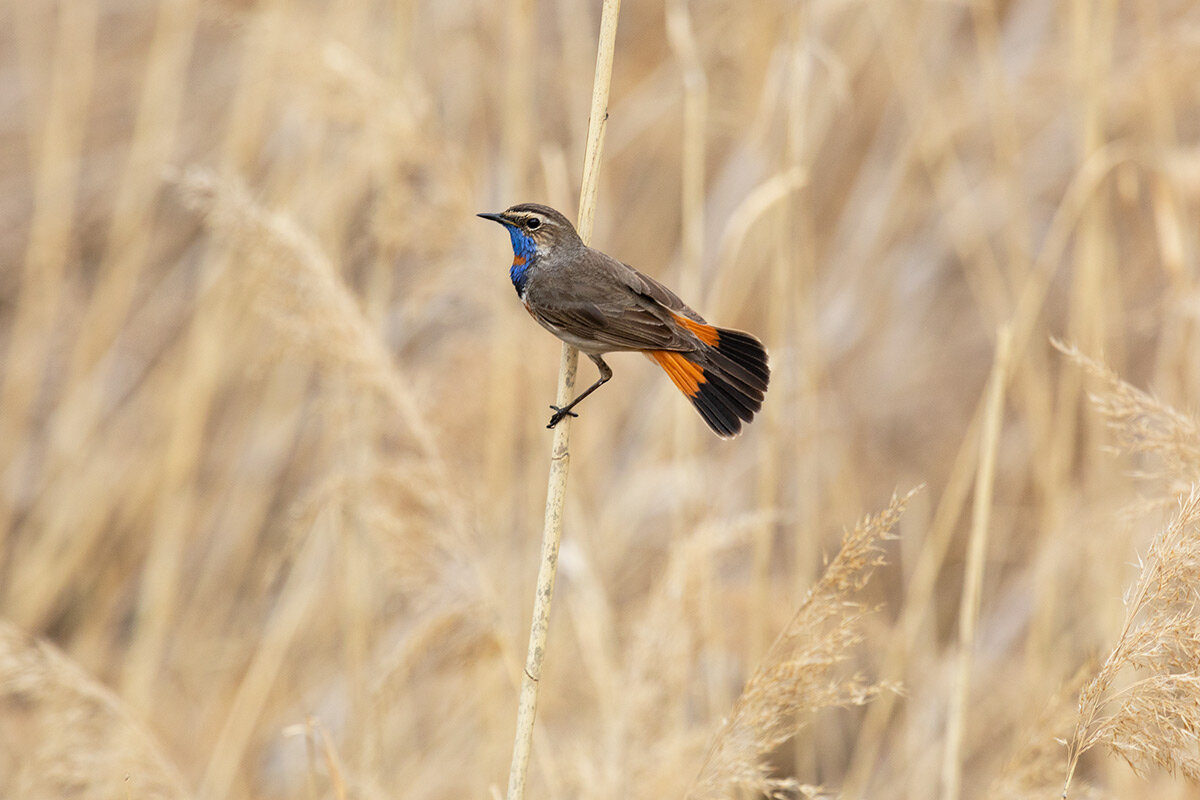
[479,203,770,438]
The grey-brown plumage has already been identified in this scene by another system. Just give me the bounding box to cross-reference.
[479,202,769,437]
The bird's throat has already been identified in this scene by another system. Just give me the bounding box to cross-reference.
[507,228,537,298]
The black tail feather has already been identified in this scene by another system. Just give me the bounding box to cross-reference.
[685,327,770,438]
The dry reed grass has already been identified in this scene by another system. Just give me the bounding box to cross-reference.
[1057,345,1200,796]
[0,620,188,800]
[4,1,1200,798]
[688,490,914,800]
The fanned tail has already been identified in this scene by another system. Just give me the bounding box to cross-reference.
[649,324,770,438]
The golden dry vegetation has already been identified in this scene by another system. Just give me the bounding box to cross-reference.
[4,1,1200,798]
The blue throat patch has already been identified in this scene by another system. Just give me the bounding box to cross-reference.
[507,227,537,297]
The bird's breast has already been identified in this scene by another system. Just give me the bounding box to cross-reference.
[510,255,530,298]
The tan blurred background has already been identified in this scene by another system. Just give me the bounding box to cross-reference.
[3,0,1200,797]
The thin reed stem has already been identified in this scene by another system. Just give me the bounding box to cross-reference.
[505,3,621,798]
[940,324,1012,800]
[666,0,715,715]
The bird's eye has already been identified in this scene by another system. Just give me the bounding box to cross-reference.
[526,217,542,230]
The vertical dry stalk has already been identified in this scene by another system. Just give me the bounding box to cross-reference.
[666,0,719,716]
[197,506,333,800]
[0,0,98,516]
[844,397,985,794]
[65,0,198,387]
[505,2,622,799]
[666,0,706,320]
[485,0,535,519]
[1046,0,1118,497]
[120,0,273,712]
[940,324,1012,800]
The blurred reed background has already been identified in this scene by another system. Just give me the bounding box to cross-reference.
[3,0,1200,797]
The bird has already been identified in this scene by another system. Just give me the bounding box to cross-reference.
[478,202,770,438]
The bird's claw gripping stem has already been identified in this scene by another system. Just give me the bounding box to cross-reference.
[547,405,580,428]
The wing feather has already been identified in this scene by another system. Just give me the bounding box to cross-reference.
[524,249,707,352]
[534,302,683,350]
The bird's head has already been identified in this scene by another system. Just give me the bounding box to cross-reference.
[477,203,580,262]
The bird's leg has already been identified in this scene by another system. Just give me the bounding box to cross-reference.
[548,355,612,428]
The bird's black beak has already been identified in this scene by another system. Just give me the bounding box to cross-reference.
[477,211,508,225]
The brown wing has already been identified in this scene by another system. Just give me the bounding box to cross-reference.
[526,251,706,353]
[618,264,707,324]
[533,300,688,351]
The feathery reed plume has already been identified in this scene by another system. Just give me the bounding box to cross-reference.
[686,489,917,799]
[1056,340,1200,490]
[1058,344,1200,795]
[1063,486,1200,795]
[0,621,188,800]
[174,167,438,458]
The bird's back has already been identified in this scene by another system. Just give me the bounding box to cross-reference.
[524,245,706,355]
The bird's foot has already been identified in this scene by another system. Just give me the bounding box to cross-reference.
[547,405,580,429]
